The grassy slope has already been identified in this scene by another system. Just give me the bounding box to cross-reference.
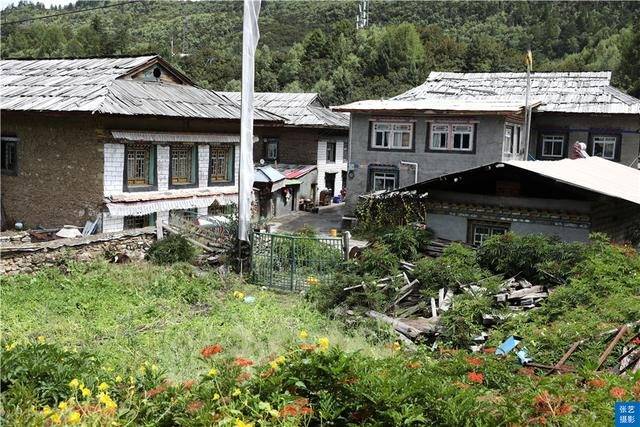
[1,261,386,379]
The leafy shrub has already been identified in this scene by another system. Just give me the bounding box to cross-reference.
[476,233,585,282]
[376,226,433,261]
[147,234,196,265]
[356,243,400,278]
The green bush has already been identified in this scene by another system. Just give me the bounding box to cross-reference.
[357,243,400,278]
[476,233,585,282]
[376,226,433,261]
[147,234,196,265]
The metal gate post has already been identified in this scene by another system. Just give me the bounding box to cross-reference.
[342,231,350,260]
[290,238,296,291]
[269,234,274,288]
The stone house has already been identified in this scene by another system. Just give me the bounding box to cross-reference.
[391,156,640,245]
[0,55,282,232]
[220,92,349,208]
[335,72,640,206]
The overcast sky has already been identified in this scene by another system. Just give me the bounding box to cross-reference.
[0,0,77,10]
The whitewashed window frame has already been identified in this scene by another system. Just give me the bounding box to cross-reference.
[429,123,475,152]
[592,135,616,160]
[372,172,397,191]
[371,122,413,150]
[265,138,278,161]
[471,223,508,246]
[542,134,565,158]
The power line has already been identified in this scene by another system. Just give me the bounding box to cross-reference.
[1,0,142,26]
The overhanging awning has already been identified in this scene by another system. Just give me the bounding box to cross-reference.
[111,130,241,144]
[284,179,302,186]
[106,194,236,217]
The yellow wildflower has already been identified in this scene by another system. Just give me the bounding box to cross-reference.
[58,401,68,410]
[269,360,279,370]
[4,342,17,351]
[99,393,117,410]
[151,364,159,373]
[318,337,330,351]
[213,393,220,401]
[37,335,46,344]
[81,387,91,398]
[298,330,309,340]
[208,368,218,377]
[128,376,136,385]
[67,411,81,425]
[306,276,319,286]
[138,365,146,375]
[68,378,80,389]
[391,341,401,352]
[50,413,62,425]
[235,418,253,427]
[233,290,245,300]
[98,382,109,392]
[232,388,241,396]
[42,406,53,416]
[275,355,286,364]
[115,375,123,383]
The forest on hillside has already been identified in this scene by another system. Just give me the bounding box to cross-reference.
[1,0,639,104]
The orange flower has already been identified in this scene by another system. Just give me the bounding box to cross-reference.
[146,384,168,398]
[236,371,251,383]
[632,337,640,345]
[406,361,422,369]
[280,404,299,417]
[587,378,606,389]
[233,357,254,367]
[467,372,484,384]
[633,381,640,400]
[533,392,572,417]
[556,404,573,416]
[299,343,317,352]
[182,379,196,390]
[483,347,496,354]
[186,400,204,413]
[466,357,483,367]
[610,387,626,399]
[260,367,276,379]
[299,406,313,415]
[200,344,223,358]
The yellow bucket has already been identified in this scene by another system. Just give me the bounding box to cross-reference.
[329,228,338,237]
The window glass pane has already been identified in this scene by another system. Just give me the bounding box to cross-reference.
[593,136,616,159]
[127,144,152,186]
[542,135,564,157]
[431,132,448,149]
[210,145,232,182]
[171,145,193,184]
[1,138,17,172]
[374,131,387,147]
[266,139,278,160]
[504,126,514,154]
[452,125,473,150]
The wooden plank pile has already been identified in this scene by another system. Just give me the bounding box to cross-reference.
[494,277,549,310]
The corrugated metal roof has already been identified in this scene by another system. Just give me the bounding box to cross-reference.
[254,165,285,183]
[111,130,240,143]
[273,163,317,179]
[0,56,282,122]
[336,72,640,115]
[220,91,349,129]
[334,98,529,113]
[505,157,640,205]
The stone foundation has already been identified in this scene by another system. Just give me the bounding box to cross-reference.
[0,228,156,275]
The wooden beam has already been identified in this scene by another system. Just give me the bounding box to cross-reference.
[596,325,628,371]
[547,341,580,375]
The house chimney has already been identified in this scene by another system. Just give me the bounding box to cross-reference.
[569,142,588,159]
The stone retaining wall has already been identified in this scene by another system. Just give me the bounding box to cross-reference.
[0,228,156,275]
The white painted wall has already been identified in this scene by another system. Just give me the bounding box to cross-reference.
[156,145,170,191]
[103,143,124,197]
[316,139,348,200]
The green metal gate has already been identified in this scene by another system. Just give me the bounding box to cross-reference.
[250,232,346,292]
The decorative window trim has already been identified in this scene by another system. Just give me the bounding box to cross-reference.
[467,220,510,246]
[588,133,621,161]
[366,164,399,192]
[208,144,235,186]
[1,135,19,176]
[538,132,567,159]
[425,122,477,154]
[123,144,157,192]
[169,144,198,189]
[503,123,523,155]
[368,121,415,152]
[124,213,157,230]
[264,137,279,161]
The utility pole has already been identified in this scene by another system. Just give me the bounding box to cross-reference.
[356,0,369,30]
[523,49,533,160]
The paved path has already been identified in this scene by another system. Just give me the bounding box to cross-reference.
[269,204,367,249]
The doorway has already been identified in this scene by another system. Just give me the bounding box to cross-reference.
[325,172,336,196]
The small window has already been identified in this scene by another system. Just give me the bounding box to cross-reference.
[170,144,197,187]
[470,221,509,246]
[503,125,514,154]
[326,141,336,163]
[170,208,197,222]
[126,144,156,189]
[371,122,413,150]
[342,140,349,162]
[209,144,234,184]
[124,213,156,230]
[368,166,399,192]
[1,135,18,175]
[592,136,616,160]
[541,135,564,158]
[265,138,278,161]
[429,123,474,152]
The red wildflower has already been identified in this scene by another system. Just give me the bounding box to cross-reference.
[467,372,484,384]
[294,397,310,407]
[587,378,606,389]
[406,361,422,369]
[146,384,168,398]
[200,344,223,358]
[182,379,196,390]
[233,357,254,367]
[466,357,483,367]
[632,337,640,345]
[533,392,573,417]
[299,406,313,415]
[236,371,252,383]
[610,387,626,399]
[186,400,204,413]
[280,404,299,417]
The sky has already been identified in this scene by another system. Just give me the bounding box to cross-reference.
[0,0,76,10]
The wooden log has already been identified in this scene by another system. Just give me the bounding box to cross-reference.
[507,286,545,299]
[548,341,580,375]
[430,297,438,319]
[366,310,423,339]
[596,325,628,371]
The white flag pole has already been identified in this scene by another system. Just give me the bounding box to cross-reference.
[238,0,261,244]
[523,49,533,160]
